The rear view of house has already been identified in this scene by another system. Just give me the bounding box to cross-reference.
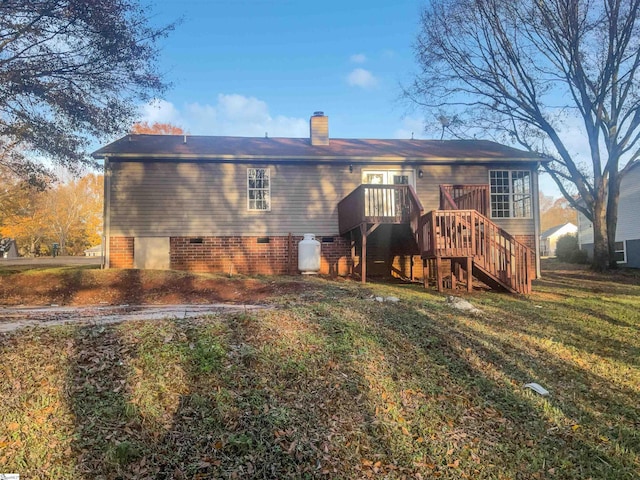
[93,112,549,293]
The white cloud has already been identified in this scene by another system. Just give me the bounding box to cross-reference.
[350,53,367,63]
[394,116,427,140]
[140,99,183,125]
[138,95,308,137]
[346,68,378,89]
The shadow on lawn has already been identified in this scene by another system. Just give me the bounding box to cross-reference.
[485,295,640,367]
[65,312,384,479]
[362,300,639,479]
[62,290,638,479]
[535,270,640,296]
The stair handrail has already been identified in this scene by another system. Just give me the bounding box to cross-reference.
[439,185,459,210]
[440,184,490,216]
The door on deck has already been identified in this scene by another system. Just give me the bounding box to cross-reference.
[361,170,415,217]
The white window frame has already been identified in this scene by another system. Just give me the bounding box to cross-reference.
[361,169,415,187]
[615,240,627,264]
[247,168,271,211]
[489,170,532,219]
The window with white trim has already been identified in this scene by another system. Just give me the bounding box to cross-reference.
[489,170,532,218]
[614,241,626,264]
[247,168,270,211]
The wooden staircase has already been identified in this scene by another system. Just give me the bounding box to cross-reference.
[418,209,533,294]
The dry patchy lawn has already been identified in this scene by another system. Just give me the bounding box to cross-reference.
[0,262,638,479]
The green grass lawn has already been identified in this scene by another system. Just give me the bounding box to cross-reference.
[1,262,638,479]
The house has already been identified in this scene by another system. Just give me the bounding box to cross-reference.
[0,238,18,259]
[84,244,103,257]
[540,222,578,257]
[93,112,549,293]
[577,162,640,267]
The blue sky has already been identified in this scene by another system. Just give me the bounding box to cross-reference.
[141,0,427,138]
[139,0,562,196]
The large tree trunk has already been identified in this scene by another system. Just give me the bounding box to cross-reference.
[592,199,609,271]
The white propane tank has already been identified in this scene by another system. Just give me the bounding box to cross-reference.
[298,233,321,274]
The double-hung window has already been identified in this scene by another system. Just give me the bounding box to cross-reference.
[489,170,532,218]
[247,168,270,211]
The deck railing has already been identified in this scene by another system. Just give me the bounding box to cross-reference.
[440,184,490,216]
[338,184,423,235]
[419,209,532,294]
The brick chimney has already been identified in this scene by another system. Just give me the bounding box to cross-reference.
[310,111,329,146]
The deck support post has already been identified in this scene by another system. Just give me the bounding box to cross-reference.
[410,256,414,281]
[287,233,294,275]
[423,258,429,289]
[436,257,443,292]
[359,223,380,284]
[466,256,473,292]
[350,230,356,277]
[450,259,457,290]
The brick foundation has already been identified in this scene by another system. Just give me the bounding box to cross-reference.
[107,233,536,281]
[109,236,134,268]
[170,235,352,276]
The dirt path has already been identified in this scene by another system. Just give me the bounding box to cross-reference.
[0,303,269,333]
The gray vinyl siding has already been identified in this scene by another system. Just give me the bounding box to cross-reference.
[109,160,538,237]
[617,166,640,241]
[626,239,640,268]
[580,240,640,268]
[110,161,359,237]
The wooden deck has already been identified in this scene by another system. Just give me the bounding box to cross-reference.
[338,184,423,235]
[337,183,533,294]
[338,185,423,283]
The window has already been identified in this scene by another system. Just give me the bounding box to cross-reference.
[490,170,532,218]
[247,168,270,211]
[614,241,626,264]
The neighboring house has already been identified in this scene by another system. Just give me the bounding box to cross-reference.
[540,222,578,257]
[93,112,549,293]
[577,163,640,267]
[84,244,103,257]
[0,239,18,258]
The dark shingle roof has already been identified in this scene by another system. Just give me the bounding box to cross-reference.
[93,135,549,164]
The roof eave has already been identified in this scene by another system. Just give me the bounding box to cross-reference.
[93,152,544,163]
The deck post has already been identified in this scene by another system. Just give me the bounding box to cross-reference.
[360,223,367,284]
[436,257,443,292]
[350,230,356,277]
[287,233,293,275]
[359,223,381,284]
[526,249,532,294]
[450,259,457,290]
[466,256,473,292]
[423,258,430,289]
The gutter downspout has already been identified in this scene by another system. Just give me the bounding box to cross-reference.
[103,157,111,269]
[533,163,542,278]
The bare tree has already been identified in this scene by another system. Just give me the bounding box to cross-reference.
[407,0,640,270]
[0,0,175,178]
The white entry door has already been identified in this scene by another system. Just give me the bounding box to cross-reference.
[362,170,415,216]
[134,237,170,270]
